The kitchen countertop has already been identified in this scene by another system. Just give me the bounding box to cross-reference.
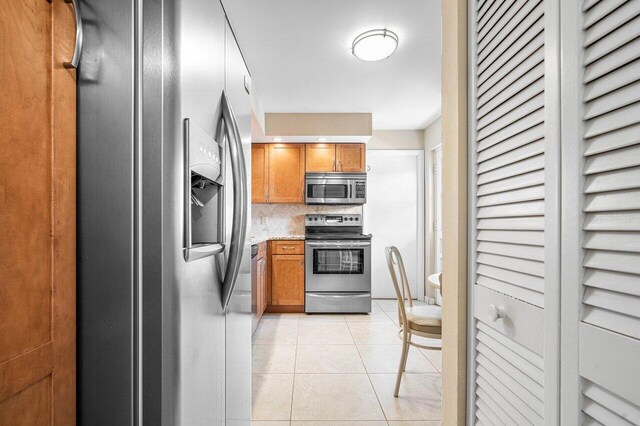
[250,235,305,245]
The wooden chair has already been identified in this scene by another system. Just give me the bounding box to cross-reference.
[385,246,442,397]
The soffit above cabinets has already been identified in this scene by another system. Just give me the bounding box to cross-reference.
[253,112,372,143]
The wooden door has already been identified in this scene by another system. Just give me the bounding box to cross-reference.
[268,144,305,203]
[252,144,269,203]
[0,1,76,425]
[271,255,305,306]
[306,144,336,172]
[336,144,366,172]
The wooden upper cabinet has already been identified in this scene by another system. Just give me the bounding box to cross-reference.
[336,144,366,172]
[271,254,305,306]
[306,144,336,172]
[251,144,269,203]
[268,144,305,203]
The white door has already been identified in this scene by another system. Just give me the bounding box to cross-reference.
[364,150,425,299]
[468,0,561,423]
[560,1,640,423]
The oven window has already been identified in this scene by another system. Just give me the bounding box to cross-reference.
[313,248,364,274]
[308,184,348,199]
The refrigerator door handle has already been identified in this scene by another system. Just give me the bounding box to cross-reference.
[219,91,248,311]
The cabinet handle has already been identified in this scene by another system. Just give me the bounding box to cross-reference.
[63,0,83,69]
[338,160,342,171]
[282,246,295,250]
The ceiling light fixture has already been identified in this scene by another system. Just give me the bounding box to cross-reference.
[317,137,327,142]
[352,29,399,62]
[272,137,283,142]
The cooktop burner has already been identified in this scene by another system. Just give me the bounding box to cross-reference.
[304,214,372,241]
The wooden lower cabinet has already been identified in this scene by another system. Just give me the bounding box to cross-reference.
[271,255,305,308]
[256,255,267,319]
[267,240,305,313]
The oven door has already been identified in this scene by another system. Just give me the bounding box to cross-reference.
[305,240,371,292]
[305,177,353,204]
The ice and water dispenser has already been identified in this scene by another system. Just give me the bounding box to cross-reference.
[183,118,226,261]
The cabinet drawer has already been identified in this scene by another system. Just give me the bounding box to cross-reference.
[272,240,304,255]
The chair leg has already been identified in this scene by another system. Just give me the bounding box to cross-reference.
[403,333,413,372]
[394,331,410,397]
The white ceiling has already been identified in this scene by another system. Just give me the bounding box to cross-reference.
[223,0,442,130]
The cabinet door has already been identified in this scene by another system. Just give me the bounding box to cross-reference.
[252,144,269,203]
[336,144,366,172]
[306,144,336,172]
[1,1,76,424]
[271,255,305,306]
[268,144,305,203]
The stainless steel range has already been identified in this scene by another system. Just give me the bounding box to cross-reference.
[305,214,372,313]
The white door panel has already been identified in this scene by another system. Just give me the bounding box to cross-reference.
[468,0,561,423]
[560,1,640,422]
[364,151,424,299]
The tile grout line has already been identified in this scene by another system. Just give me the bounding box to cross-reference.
[348,314,389,425]
[289,316,300,422]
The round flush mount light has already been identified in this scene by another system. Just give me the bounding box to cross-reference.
[352,29,399,61]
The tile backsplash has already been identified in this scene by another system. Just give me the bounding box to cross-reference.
[252,204,362,238]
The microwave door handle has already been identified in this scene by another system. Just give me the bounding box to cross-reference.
[219,91,248,311]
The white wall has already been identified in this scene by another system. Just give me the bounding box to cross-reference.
[424,117,442,299]
[367,130,426,150]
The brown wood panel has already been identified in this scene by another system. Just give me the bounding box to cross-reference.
[271,240,305,255]
[0,1,76,424]
[266,241,273,305]
[0,377,52,426]
[305,143,336,172]
[251,144,269,203]
[268,144,305,203]
[336,144,366,172]
[265,305,305,314]
[271,254,305,306]
[256,256,267,319]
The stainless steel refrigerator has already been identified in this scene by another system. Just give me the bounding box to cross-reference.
[77,0,252,424]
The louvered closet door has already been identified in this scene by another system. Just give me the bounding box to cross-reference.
[561,1,640,423]
[469,0,560,424]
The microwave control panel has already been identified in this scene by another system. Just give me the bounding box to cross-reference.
[354,181,366,199]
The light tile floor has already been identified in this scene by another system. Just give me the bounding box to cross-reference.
[252,299,442,425]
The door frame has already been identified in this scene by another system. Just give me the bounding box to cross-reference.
[441,0,467,424]
[365,149,425,301]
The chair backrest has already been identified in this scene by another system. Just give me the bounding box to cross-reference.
[385,246,413,328]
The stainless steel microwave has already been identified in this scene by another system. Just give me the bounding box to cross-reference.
[305,173,366,205]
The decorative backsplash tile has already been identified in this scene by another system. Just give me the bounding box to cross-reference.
[251,204,362,238]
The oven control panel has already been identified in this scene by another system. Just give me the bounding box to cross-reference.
[306,214,361,226]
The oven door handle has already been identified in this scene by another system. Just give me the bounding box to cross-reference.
[306,241,371,248]
[307,293,370,299]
